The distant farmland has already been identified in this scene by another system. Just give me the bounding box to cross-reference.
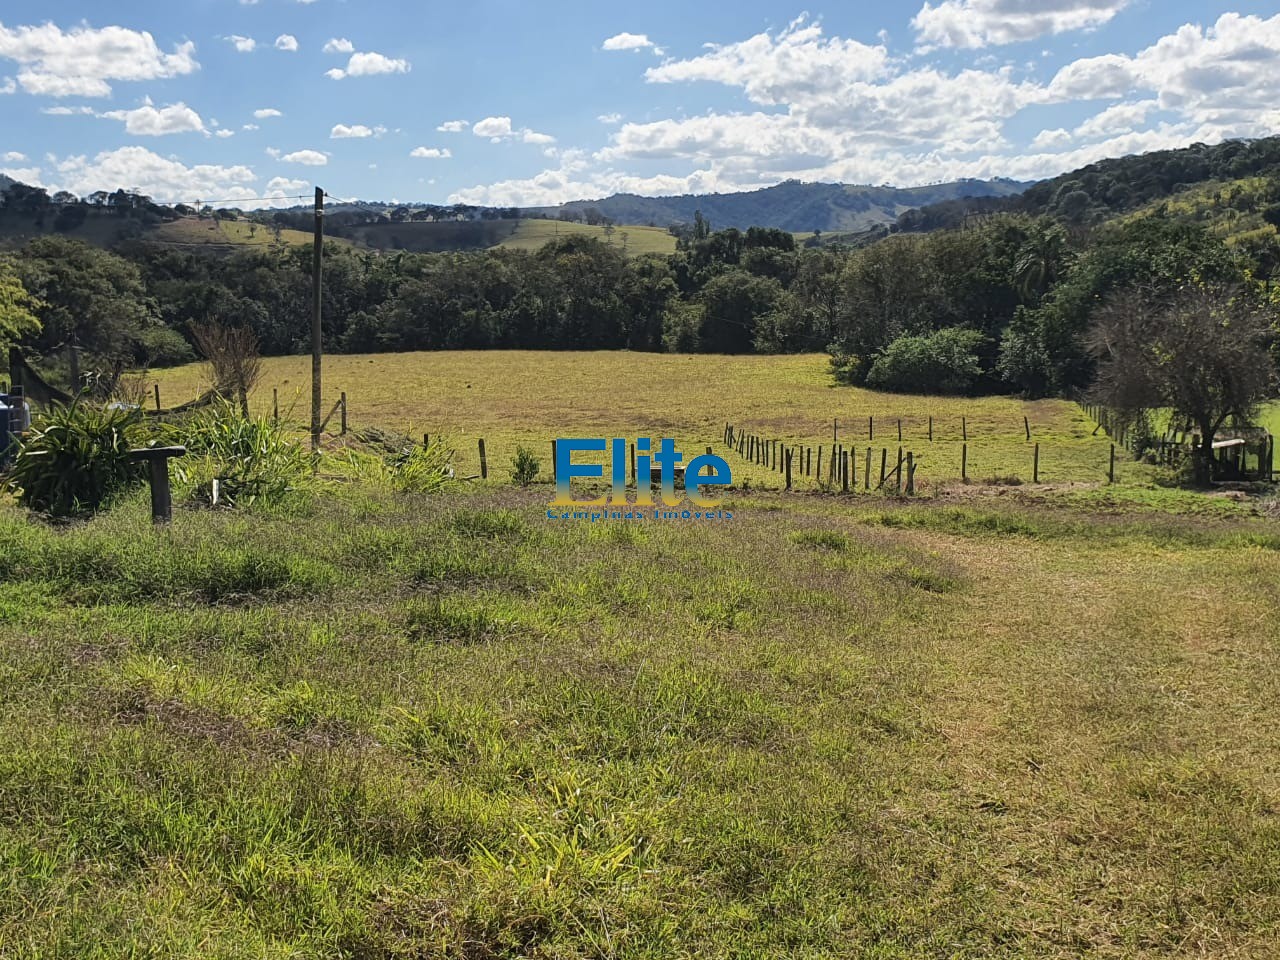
[337,218,676,256]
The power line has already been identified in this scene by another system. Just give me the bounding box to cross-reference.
[169,193,312,208]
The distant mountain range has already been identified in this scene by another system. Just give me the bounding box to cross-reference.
[531,178,1032,234]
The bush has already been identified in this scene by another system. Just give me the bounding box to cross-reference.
[180,402,315,507]
[865,328,986,395]
[334,439,455,493]
[4,401,145,517]
[510,446,540,486]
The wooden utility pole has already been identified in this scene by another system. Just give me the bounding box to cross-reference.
[310,186,324,453]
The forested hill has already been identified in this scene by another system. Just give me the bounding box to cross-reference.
[539,178,1030,233]
[896,135,1280,232]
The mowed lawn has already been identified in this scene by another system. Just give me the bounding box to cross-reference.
[151,352,1145,488]
[2,485,1280,956]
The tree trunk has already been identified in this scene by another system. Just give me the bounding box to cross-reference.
[1192,421,1215,487]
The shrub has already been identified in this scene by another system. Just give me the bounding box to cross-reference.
[865,328,986,395]
[334,439,455,493]
[4,401,145,517]
[180,402,315,507]
[510,446,540,486]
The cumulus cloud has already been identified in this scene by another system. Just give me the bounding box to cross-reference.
[598,113,623,125]
[602,32,663,55]
[912,0,1132,49]
[323,37,354,54]
[437,119,468,132]
[52,146,255,202]
[326,50,408,79]
[280,149,328,165]
[331,123,385,138]
[227,35,256,53]
[0,77,14,95]
[254,108,283,119]
[2,151,27,162]
[471,116,555,144]
[215,129,235,138]
[1074,99,1160,140]
[275,34,298,52]
[410,146,451,158]
[101,100,206,136]
[0,23,198,97]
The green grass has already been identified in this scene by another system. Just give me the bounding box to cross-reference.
[150,351,1161,489]
[3,479,1280,956]
[148,217,321,247]
[499,219,677,256]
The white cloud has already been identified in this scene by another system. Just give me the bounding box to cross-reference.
[598,113,623,125]
[331,123,385,138]
[215,129,235,138]
[410,146,451,158]
[275,34,298,52]
[912,0,1132,49]
[326,50,409,79]
[323,37,354,54]
[602,32,662,55]
[101,100,206,136]
[52,146,255,203]
[522,130,556,145]
[473,115,513,138]
[437,119,468,132]
[2,151,26,162]
[280,149,328,165]
[254,108,283,119]
[1074,99,1159,140]
[264,146,280,157]
[41,104,95,116]
[0,77,14,95]
[1029,127,1072,149]
[0,23,198,97]
[0,165,43,186]
[242,123,259,131]
[227,35,256,53]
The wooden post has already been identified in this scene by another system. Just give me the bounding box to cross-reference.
[962,416,967,442]
[864,447,871,490]
[833,418,838,442]
[273,388,279,422]
[879,448,887,488]
[785,450,793,491]
[340,391,348,435]
[153,383,161,411]
[129,447,185,525]
[310,186,324,453]
[897,419,902,443]
[1033,443,1040,483]
[905,452,914,495]
[961,442,968,482]
[1109,443,1115,484]
[928,416,932,442]
[868,416,874,441]
[423,433,429,449]
[896,447,903,494]
[478,438,488,480]
[1024,415,1031,442]
[816,445,823,483]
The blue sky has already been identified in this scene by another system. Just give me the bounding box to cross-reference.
[1,0,1278,207]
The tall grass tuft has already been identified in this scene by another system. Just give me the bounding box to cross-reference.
[179,401,316,508]
[3,400,145,518]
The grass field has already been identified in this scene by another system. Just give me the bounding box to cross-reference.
[152,352,1158,488]
[3,471,1280,955]
[498,220,677,256]
[148,217,320,248]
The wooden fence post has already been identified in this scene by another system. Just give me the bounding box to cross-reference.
[879,448,887,488]
[906,452,914,496]
[816,446,823,484]
[154,383,161,411]
[273,388,279,422]
[897,419,902,443]
[478,438,488,480]
[896,447,903,494]
[424,433,429,449]
[869,416,874,441]
[864,447,871,490]
[340,392,348,435]
[928,416,933,442]
[962,442,968,482]
[1033,443,1040,483]
[1024,415,1030,441]
[833,418,838,442]
[841,449,849,493]
[1109,443,1115,484]
[962,416,967,442]
[785,450,793,491]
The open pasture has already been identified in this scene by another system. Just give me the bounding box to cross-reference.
[152,351,1151,489]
